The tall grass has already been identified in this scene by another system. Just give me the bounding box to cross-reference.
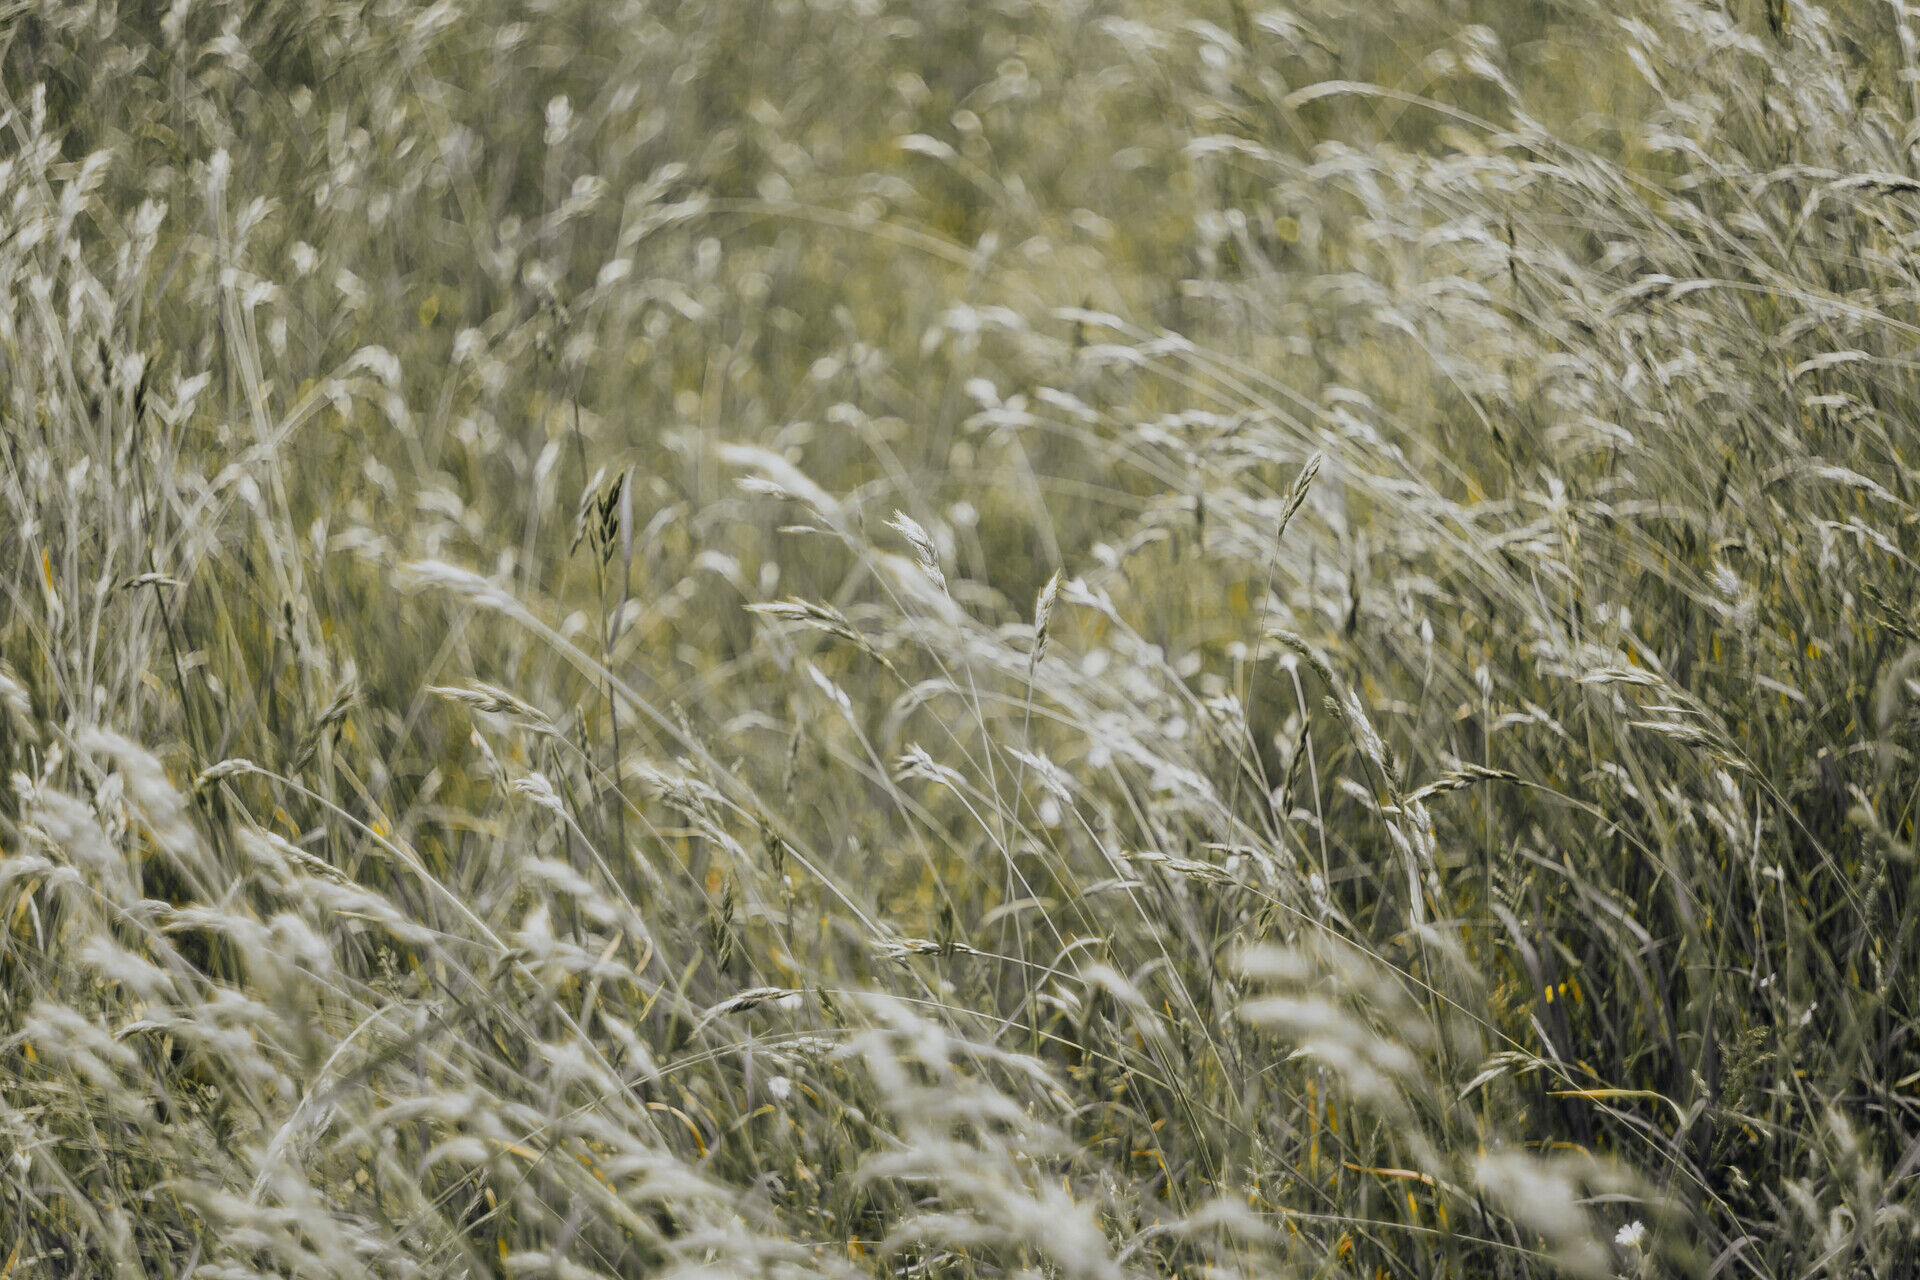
[3,0,1919,1276]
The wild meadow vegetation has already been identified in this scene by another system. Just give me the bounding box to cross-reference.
[5,0,1920,1275]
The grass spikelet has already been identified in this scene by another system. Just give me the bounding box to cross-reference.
[747,597,901,679]
[427,682,559,732]
[1275,452,1325,543]
[1122,849,1236,885]
[1031,568,1063,669]
[1401,763,1518,805]
[887,510,948,596]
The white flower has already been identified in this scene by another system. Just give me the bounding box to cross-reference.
[1615,1220,1647,1249]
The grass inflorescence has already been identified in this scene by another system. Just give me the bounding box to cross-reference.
[3,1,1919,1277]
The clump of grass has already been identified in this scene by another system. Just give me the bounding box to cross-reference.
[5,0,1920,1276]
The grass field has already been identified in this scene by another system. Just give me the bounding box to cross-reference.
[4,0,1920,1276]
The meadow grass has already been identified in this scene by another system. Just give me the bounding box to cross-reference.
[3,0,1919,1276]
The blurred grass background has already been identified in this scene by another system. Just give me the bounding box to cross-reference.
[3,0,1920,1276]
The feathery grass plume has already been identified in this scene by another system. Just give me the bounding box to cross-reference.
[1006,747,1073,802]
[690,986,804,1036]
[1239,942,1424,1113]
[1276,451,1324,543]
[1122,848,1236,885]
[1266,626,1340,692]
[719,442,846,531]
[851,994,1122,1280]
[1472,1151,1614,1280]
[887,510,948,595]
[289,676,360,773]
[880,935,983,959]
[119,572,185,590]
[747,597,901,679]
[0,660,33,740]
[426,681,559,732]
[1030,567,1063,669]
[571,466,635,567]
[1401,762,1519,806]
[511,769,565,811]
[13,0,1920,1275]
[78,728,209,878]
[193,756,262,791]
[894,743,967,791]
[397,558,531,620]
